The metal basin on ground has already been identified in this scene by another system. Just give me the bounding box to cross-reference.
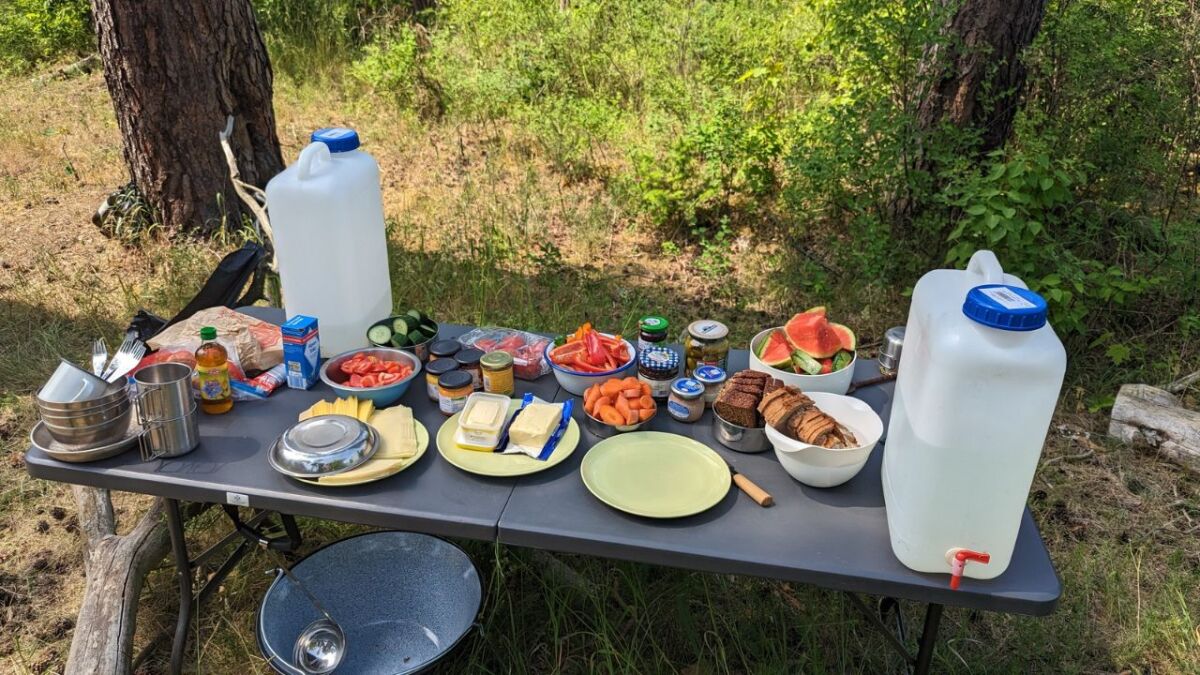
[257,531,481,675]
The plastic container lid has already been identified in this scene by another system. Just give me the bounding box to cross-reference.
[671,378,704,399]
[639,316,670,334]
[425,359,458,377]
[693,365,727,384]
[455,348,485,367]
[480,351,513,369]
[199,326,217,340]
[438,370,473,391]
[687,319,729,341]
[963,284,1048,331]
[639,347,679,374]
[430,340,462,358]
[310,127,360,153]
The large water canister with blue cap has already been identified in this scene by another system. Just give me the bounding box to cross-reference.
[266,128,392,356]
[882,250,1066,583]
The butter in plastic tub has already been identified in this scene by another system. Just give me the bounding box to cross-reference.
[454,392,514,451]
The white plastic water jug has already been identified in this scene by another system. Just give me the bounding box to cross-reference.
[882,250,1066,585]
[266,128,393,356]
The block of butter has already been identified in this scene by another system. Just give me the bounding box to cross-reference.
[508,402,560,449]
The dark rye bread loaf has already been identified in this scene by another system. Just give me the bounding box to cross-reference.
[712,370,781,428]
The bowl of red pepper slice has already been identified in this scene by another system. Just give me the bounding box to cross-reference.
[319,347,422,407]
[544,323,637,396]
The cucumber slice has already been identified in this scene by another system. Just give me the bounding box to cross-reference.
[390,333,411,348]
[419,318,438,335]
[419,325,438,340]
[392,316,413,335]
[367,324,392,346]
[406,309,428,324]
[791,350,823,375]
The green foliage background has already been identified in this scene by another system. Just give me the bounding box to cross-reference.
[4,0,1198,398]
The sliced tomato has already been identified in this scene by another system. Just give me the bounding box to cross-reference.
[360,374,379,388]
[340,361,357,376]
[384,361,401,373]
[377,372,401,385]
[349,373,364,387]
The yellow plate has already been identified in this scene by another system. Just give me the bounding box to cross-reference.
[581,431,730,518]
[437,399,579,477]
[296,419,429,487]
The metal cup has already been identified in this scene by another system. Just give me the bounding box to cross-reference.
[139,403,200,460]
[134,362,195,422]
[878,326,905,375]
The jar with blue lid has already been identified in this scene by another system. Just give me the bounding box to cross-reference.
[638,347,679,399]
[692,365,727,407]
[668,377,705,423]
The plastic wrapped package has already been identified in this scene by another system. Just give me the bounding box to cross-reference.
[456,328,552,381]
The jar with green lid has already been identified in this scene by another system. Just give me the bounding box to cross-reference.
[637,315,670,351]
[480,351,514,395]
[681,319,729,376]
[425,359,459,401]
[438,370,473,415]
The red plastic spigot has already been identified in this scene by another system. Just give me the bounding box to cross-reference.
[946,549,990,590]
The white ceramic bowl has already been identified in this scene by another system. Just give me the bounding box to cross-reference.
[748,327,856,395]
[544,335,637,396]
[766,392,883,488]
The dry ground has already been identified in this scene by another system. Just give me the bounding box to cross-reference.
[1,69,1198,673]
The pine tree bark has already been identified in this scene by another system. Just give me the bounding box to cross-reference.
[91,0,284,233]
[915,0,1048,154]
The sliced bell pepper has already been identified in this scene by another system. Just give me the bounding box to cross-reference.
[584,330,606,366]
[570,353,608,372]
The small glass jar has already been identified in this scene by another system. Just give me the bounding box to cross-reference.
[425,359,459,402]
[667,378,705,423]
[638,347,679,399]
[437,370,474,416]
[637,315,670,352]
[480,351,515,396]
[692,365,727,407]
[681,319,730,376]
[429,339,461,362]
[455,348,485,391]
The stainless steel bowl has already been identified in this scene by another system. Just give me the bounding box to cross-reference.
[268,415,378,478]
[318,347,422,408]
[36,381,130,413]
[582,407,656,439]
[43,405,132,446]
[30,420,140,463]
[38,396,130,428]
[711,409,769,453]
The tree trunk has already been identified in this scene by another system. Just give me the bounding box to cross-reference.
[91,0,284,234]
[65,488,171,674]
[1109,384,1200,473]
[915,0,1048,154]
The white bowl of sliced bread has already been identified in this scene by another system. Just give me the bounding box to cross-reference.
[761,390,882,488]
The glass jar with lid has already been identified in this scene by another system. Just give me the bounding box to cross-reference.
[638,347,679,399]
[637,315,670,351]
[681,319,730,376]
[480,351,515,395]
[667,377,705,423]
[692,365,727,407]
[424,358,459,402]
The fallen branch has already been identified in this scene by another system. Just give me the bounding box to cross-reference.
[1167,369,1200,394]
[1108,384,1200,472]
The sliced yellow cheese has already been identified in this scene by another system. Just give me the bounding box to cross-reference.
[316,459,406,485]
[371,405,418,459]
[509,403,560,448]
[357,398,375,422]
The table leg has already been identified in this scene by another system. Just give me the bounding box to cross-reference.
[912,603,943,675]
[165,498,191,675]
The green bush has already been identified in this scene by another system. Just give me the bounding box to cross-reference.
[0,0,91,72]
[348,25,419,103]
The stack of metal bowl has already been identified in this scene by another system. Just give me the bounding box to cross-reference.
[36,382,132,446]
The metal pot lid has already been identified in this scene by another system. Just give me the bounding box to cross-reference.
[270,415,377,478]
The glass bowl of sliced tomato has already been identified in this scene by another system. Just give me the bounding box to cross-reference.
[319,347,422,407]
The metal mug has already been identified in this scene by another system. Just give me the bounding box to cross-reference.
[139,403,200,461]
[878,326,905,375]
[134,362,195,422]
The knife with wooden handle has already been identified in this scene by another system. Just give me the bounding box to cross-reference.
[728,464,774,507]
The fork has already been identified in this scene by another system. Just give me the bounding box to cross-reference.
[91,338,108,377]
[102,336,146,383]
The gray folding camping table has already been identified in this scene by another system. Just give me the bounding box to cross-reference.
[25,308,1060,674]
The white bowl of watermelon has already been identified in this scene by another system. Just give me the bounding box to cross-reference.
[748,307,857,395]
[544,324,637,396]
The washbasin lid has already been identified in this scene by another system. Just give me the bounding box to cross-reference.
[257,531,481,675]
[269,415,376,478]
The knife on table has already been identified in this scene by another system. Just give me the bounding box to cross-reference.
[727,463,774,507]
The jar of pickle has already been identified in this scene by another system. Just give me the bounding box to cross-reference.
[681,319,729,376]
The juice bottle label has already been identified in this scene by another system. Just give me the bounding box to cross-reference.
[197,363,231,401]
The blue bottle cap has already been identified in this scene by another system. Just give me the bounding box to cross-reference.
[963,284,1048,331]
[671,378,704,399]
[310,127,360,153]
[693,365,726,384]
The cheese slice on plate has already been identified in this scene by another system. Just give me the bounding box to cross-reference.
[371,405,418,459]
[357,398,375,422]
[316,459,406,485]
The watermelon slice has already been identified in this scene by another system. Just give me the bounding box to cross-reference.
[783,312,843,358]
[832,350,854,372]
[803,306,827,317]
[756,329,793,368]
[819,358,833,375]
[830,323,856,352]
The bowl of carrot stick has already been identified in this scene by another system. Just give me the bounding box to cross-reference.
[580,376,658,438]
